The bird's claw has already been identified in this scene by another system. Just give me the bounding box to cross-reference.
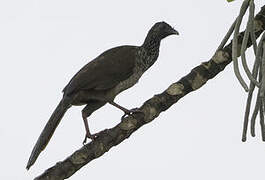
[121,108,142,120]
[82,133,97,145]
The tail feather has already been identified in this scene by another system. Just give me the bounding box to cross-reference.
[26,98,70,170]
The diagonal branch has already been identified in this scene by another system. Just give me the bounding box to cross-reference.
[34,6,265,180]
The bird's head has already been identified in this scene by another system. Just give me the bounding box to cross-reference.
[150,21,179,40]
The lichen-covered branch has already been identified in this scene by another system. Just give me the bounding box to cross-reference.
[34,6,265,180]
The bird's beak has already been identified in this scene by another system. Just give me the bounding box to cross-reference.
[171,29,179,35]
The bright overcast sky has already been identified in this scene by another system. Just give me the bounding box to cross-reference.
[1,0,265,179]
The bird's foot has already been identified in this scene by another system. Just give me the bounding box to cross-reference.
[82,133,97,144]
[121,108,142,120]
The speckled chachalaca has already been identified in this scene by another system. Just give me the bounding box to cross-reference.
[26,21,178,170]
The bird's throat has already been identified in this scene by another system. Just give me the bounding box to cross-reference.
[142,34,161,55]
[140,34,161,70]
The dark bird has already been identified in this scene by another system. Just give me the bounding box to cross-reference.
[26,21,178,170]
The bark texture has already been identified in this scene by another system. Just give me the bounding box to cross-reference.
[34,6,265,180]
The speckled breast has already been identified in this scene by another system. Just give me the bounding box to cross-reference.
[113,67,144,96]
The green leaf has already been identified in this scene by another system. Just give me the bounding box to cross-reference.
[227,0,235,2]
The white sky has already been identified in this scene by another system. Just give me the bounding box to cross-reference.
[1,0,265,179]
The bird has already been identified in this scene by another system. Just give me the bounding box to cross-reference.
[26,21,179,170]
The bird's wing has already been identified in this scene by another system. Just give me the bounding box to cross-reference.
[63,46,138,96]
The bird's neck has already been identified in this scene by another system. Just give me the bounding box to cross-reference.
[140,33,161,70]
[142,33,161,54]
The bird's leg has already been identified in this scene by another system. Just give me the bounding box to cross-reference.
[82,115,96,144]
[108,101,142,120]
[108,101,131,114]
[81,101,106,144]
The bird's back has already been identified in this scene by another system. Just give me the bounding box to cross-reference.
[63,45,139,97]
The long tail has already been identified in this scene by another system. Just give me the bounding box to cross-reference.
[26,98,71,170]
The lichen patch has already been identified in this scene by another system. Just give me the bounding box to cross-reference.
[71,150,87,164]
[212,50,229,64]
[119,118,137,130]
[142,106,157,123]
[201,61,211,70]
[166,83,184,96]
[189,71,207,90]
[94,143,105,158]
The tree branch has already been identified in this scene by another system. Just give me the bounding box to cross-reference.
[34,6,265,180]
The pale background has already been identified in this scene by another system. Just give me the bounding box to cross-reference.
[1,0,265,179]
